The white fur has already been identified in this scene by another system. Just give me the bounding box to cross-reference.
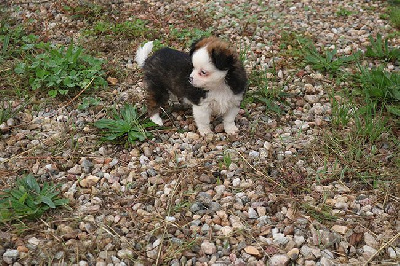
[135,41,154,68]
[190,47,227,89]
[190,46,242,135]
[194,83,243,135]
[150,113,163,126]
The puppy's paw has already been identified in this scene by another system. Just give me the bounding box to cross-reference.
[198,127,212,136]
[224,124,238,135]
[150,113,163,126]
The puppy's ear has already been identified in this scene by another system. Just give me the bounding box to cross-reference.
[190,38,202,56]
[211,48,234,71]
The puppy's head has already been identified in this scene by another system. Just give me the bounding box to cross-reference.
[189,37,236,89]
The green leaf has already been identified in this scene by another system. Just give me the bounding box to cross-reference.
[48,90,58,97]
[25,174,41,193]
[14,63,26,74]
[40,195,56,208]
[94,119,118,129]
[386,105,400,116]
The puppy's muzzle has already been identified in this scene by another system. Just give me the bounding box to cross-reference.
[189,76,194,85]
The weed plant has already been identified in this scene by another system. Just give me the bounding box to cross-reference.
[15,43,107,97]
[0,102,13,124]
[245,67,288,114]
[84,19,152,39]
[357,67,400,103]
[301,39,360,75]
[94,104,156,144]
[365,34,400,62]
[0,174,68,223]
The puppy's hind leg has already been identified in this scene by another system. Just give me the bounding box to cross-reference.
[146,85,169,126]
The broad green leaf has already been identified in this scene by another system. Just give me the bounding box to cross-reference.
[40,195,56,208]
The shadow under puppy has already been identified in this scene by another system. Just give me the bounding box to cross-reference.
[135,36,247,136]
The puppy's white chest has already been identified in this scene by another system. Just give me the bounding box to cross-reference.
[204,85,241,115]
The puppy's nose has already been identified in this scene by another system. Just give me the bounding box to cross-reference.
[189,76,193,84]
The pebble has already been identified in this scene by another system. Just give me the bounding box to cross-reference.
[248,207,258,219]
[79,175,100,188]
[287,248,300,260]
[244,246,260,256]
[364,232,379,248]
[269,254,290,266]
[331,225,348,235]
[3,249,19,264]
[201,241,216,255]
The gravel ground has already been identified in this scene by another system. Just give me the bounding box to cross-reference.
[1,0,399,265]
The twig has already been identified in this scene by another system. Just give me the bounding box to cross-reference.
[60,77,95,110]
[363,232,400,266]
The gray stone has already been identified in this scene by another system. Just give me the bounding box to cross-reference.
[294,235,305,247]
[248,207,258,219]
[387,247,397,259]
[269,254,290,266]
[201,224,210,234]
[3,249,19,264]
[364,232,378,249]
[273,233,289,246]
[300,245,315,260]
[197,192,212,204]
[320,257,334,266]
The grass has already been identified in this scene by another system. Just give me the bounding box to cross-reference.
[15,43,108,97]
[94,104,157,144]
[389,6,400,29]
[365,33,400,62]
[302,203,337,223]
[0,174,69,223]
[300,39,360,75]
[244,66,288,114]
[78,96,102,110]
[336,7,354,17]
[357,67,400,104]
[0,102,13,124]
[83,19,153,39]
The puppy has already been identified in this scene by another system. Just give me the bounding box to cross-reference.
[135,36,247,135]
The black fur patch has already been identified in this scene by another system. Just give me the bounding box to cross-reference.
[142,48,207,115]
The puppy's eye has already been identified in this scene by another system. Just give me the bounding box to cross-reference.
[199,70,208,76]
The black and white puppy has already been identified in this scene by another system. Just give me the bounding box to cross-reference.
[135,36,247,135]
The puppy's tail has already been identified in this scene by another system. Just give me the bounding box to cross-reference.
[135,41,154,68]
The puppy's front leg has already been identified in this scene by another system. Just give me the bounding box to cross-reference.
[223,106,239,134]
[192,104,212,136]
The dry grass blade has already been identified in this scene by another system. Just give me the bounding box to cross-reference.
[236,150,287,191]
[363,232,400,266]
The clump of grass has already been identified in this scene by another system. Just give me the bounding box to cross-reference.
[329,91,355,129]
[94,104,156,144]
[78,97,102,110]
[357,67,400,103]
[244,67,288,114]
[15,43,108,97]
[168,26,213,47]
[302,203,337,222]
[0,174,69,223]
[84,19,152,39]
[336,7,354,17]
[301,39,360,75]
[365,34,400,62]
[0,102,13,124]
[389,6,400,29]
